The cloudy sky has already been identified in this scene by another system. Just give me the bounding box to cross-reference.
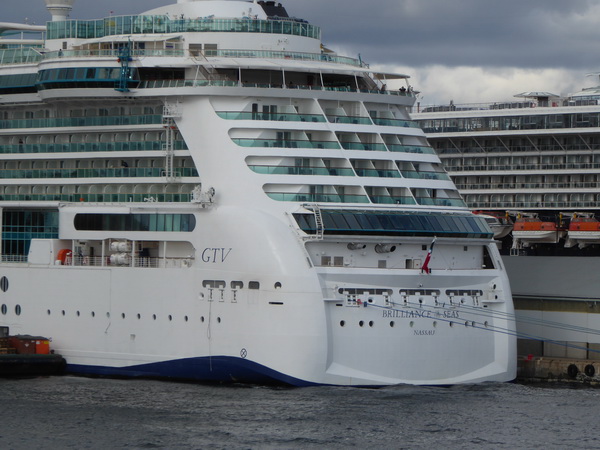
[5,0,600,105]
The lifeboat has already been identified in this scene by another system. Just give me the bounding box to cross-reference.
[511,213,564,248]
[473,211,513,239]
[565,213,600,248]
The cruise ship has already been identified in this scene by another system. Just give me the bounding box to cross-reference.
[414,87,600,360]
[0,0,516,386]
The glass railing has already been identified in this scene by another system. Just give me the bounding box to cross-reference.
[400,171,450,180]
[138,79,413,97]
[205,49,361,67]
[266,193,370,203]
[416,198,466,207]
[327,115,373,125]
[0,114,163,130]
[340,142,388,151]
[386,144,437,154]
[216,111,326,122]
[249,166,355,176]
[0,140,187,154]
[371,117,420,128]
[370,196,418,205]
[355,169,401,178]
[0,167,199,179]
[47,16,322,41]
[232,138,341,149]
[0,48,43,65]
[0,193,192,203]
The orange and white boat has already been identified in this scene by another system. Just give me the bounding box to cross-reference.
[511,213,565,248]
[565,213,600,248]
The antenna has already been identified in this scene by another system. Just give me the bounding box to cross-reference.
[44,0,77,22]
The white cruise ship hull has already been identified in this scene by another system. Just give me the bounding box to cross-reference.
[0,0,517,386]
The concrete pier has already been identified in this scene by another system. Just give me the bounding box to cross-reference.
[517,356,600,384]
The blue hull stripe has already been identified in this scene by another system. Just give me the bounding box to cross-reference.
[66,356,318,387]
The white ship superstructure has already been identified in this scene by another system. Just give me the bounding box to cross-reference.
[414,88,600,360]
[0,0,516,386]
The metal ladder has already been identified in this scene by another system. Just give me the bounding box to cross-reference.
[162,103,182,183]
[306,204,324,241]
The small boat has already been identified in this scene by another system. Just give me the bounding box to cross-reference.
[473,211,513,239]
[565,213,600,248]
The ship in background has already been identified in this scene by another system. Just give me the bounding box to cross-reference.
[414,85,600,360]
[0,0,516,385]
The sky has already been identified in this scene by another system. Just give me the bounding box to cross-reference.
[4,0,600,105]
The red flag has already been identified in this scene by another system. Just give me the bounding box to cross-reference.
[421,237,436,274]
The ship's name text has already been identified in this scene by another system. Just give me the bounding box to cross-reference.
[201,248,232,263]
[381,310,460,319]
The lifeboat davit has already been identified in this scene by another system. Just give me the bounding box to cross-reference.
[565,213,600,248]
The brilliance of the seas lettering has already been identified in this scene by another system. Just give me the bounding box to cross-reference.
[381,309,460,319]
[201,248,232,263]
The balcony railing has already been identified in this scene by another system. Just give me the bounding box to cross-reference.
[0,193,192,203]
[0,115,163,130]
[355,169,401,178]
[266,193,370,203]
[340,142,388,151]
[232,138,340,149]
[0,140,187,154]
[0,167,198,180]
[216,111,326,123]
[249,166,354,176]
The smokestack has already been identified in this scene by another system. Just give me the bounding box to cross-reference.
[44,0,77,21]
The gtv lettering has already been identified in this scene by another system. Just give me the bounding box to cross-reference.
[201,248,232,263]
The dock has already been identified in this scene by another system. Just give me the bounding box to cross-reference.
[517,356,600,385]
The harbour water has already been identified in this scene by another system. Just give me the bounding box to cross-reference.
[0,377,598,449]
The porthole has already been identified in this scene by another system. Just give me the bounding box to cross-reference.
[47,309,51,316]
[152,314,157,320]
[168,315,173,321]
[62,310,66,316]
[390,321,395,328]
[76,311,80,317]
[433,321,437,328]
[0,276,8,292]
[122,313,126,319]
[15,305,21,316]
[91,311,95,317]
[201,316,205,323]
[368,321,374,327]
[340,320,345,327]
[184,316,189,322]
[274,282,282,289]
[106,312,110,318]
[409,321,414,328]
[359,320,364,327]
[449,322,454,328]
[217,317,221,323]
[137,314,141,320]
[484,321,489,328]
[464,321,469,327]
[1,304,6,315]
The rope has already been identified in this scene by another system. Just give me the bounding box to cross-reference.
[366,301,600,354]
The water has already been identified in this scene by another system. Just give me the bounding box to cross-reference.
[0,377,598,449]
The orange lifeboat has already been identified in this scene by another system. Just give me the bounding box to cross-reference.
[565,213,600,248]
[511,213,564,247]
